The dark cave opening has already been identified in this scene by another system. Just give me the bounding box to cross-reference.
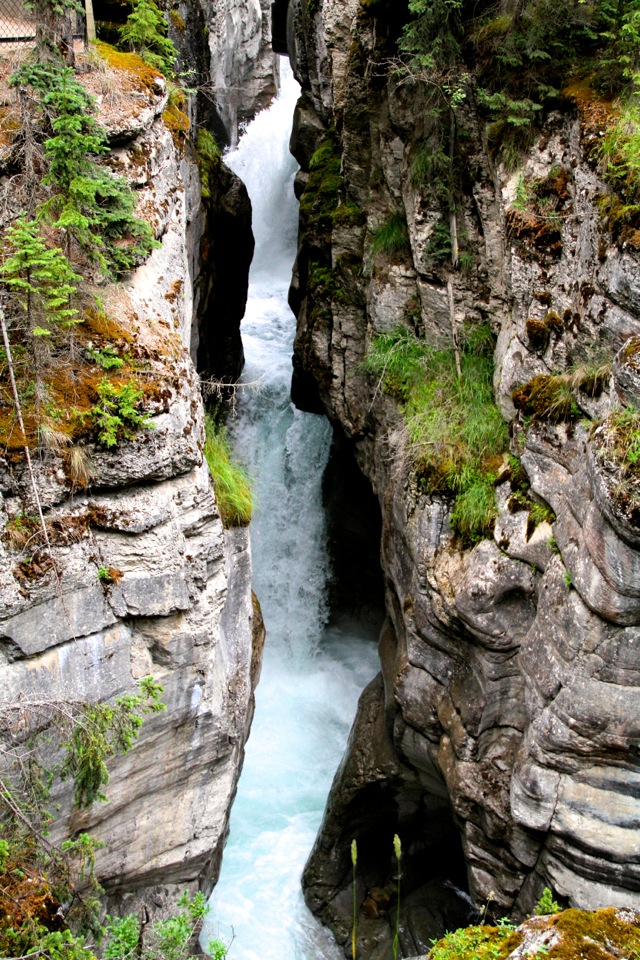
[322,426,386,634]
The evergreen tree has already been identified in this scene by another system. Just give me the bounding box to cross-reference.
[120,0,179,77]
[35,67,158,275]
[0,216,81,337]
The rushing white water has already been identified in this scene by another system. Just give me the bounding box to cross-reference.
[201,62,380,960]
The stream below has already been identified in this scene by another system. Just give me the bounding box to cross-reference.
[201,60,380,960]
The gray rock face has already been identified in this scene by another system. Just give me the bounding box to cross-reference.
[205,0,279,145]
[0,38,262,915]
[288,0,640,951]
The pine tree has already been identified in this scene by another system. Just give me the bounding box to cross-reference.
[120,0,179,77]
[35,67,158,275]
[0,216,81,336]
[0,216,81,406]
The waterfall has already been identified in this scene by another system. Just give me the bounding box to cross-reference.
[201,61,379,960]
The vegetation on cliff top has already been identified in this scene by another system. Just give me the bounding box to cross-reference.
[0,0,203,482]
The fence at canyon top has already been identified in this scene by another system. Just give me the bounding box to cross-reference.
[0,0,90,45]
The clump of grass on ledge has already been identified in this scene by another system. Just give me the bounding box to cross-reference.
[204,415,252,527]
[370,212,410,258]
[363,324,509,543]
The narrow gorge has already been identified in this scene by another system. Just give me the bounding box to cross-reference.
[0,1,638,959]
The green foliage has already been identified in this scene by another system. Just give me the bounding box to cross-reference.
[429,922,523,960]
[104,893,225,960]
[204,415,253,527]
[120,0,179,77]
[0,680,165,957]
[90,378,154,448]
[197,129,221,201]
[535,887,562,915]
[371,212,410,258]
[528,500,556,528]
[400,0,640,177]
[512,174,534,212]
[60,678,165,808]
[593,404,640,522]
[363,325,508,543]
[399,0,463,71]
[601,78,640,204]
[0,217,81,337]
[563,569,573,589]
[424,218,452,264]
[87,345,124,370]
[11,63,158,277]
[411,143,454,202]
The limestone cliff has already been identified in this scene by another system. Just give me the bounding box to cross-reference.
[287,1,640,955]
[0,20,271,912]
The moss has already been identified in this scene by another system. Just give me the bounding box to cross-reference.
[93,40,163,91]
[332,202,365,228]
[534,291,552,305]
[597,194,640,250]
[0,305,168,462]
[526,317,552,352]
[0,106,21,149]
[429,924,523,960]
[169,10,185,34]
[545,310,564,334]
[162,101,190,147]
[196,128,221,200]
[348,38,368,78]
[299,132,342,241]
[512,374,580,423]
[549,908,640,960]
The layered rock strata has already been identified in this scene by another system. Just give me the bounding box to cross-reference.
[0,32,269,911]
[287,0,640,954]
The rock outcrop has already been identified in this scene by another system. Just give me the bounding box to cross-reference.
[0,23,271,912]
[287,0,640,954]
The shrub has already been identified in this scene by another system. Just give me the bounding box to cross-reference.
[90,378,154,447]
[535,887,561,915]
[363,324,508,543]
[203,415,253,527]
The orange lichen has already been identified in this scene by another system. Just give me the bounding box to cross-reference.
[162,101,189,147]
[0,104,20,149]
[93,41,163,92]
[563,77,615,154]
[169,10,185,34]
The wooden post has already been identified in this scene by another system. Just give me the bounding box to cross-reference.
[84,0,96,42]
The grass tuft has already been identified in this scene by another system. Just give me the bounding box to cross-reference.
[370,212,410,258]
[203,415,253,528]
[363,325,508,544]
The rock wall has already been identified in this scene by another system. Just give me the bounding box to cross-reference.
[0,19,271,911]
[287,1,640,955]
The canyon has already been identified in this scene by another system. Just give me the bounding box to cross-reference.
[0,0,639,958]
